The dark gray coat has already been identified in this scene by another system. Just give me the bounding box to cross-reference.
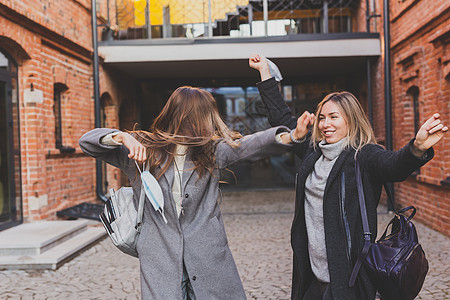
[79,126,290,299]
[257,78,433,300]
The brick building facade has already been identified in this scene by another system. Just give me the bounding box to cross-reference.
[0,0,131,230]
[370,0,450,235]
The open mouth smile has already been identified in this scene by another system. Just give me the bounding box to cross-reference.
[323,130,335,137]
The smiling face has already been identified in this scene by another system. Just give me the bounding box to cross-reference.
[318,100,348,144]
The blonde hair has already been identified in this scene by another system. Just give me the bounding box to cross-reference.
[311,91,376,152]
[132,86,242,179]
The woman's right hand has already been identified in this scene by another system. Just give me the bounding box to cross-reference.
[292,111,315,141]
[113,132,147,162]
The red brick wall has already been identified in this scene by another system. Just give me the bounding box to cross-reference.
[98,65,139,191]
[1,0,92,49]
[0,0,133,222]
[351,0,368,33]
[372,0,450,235]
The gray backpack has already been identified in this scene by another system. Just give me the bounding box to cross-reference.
[99,173,146,257]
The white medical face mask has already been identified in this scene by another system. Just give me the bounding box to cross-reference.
[136,161,168,224]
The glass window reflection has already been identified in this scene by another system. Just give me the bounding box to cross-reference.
[0,51,8,69]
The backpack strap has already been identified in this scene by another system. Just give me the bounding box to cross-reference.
[348,157,400,287]
[348,158,372,287]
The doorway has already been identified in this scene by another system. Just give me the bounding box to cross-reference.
[0,49,22,231]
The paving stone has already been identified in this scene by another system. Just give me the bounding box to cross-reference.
[0,190,447,299]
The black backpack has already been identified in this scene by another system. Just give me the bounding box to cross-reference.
[348,159,429,300]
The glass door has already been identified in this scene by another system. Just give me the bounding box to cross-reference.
[0,50,22,231]
[0,78,9,223]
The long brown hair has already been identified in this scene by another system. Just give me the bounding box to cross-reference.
[132,86,242,179]
[311,91,376,152]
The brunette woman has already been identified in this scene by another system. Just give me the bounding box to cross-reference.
[79,86,293,299]
[249,54,447,300]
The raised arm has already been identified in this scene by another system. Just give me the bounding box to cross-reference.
[249,54,298,129]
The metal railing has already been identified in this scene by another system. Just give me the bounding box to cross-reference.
[100,0,375,41]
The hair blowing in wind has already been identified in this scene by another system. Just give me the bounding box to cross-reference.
[132,86,242,178]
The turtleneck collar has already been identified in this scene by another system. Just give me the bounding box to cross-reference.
[175,145,188,156]
[318,138,348,161]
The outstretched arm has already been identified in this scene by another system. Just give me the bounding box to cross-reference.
[216,126,291,169]
[364,113,447,182]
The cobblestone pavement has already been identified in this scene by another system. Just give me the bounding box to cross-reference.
[0,190,449,299]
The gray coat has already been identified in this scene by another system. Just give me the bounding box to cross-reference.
[79,127,290,299]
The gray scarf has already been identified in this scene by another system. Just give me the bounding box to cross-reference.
[304,138,347,283]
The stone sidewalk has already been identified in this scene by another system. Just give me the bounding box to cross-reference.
[0,190,448,299]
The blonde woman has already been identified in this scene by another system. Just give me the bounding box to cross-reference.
[79,86,294,299]
[249,54,447,300]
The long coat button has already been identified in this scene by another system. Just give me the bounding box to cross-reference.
[185,194,189,198]
[192,276,196,281]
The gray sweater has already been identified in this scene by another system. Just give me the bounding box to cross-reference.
[304,138,347,283]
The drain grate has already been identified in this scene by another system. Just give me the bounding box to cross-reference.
[57,203,103,221]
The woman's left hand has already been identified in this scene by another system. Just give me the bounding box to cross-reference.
[249,53,272,81]
[412,113,448,157]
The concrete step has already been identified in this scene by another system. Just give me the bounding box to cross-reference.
[0,225,106,270]
[0,220,91,256]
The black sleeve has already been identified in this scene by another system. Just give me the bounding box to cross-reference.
[256,77,298,129]
[361,139,434,183]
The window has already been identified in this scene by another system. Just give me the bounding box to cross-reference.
[407,86,420,176]
[407,86,420,133]
[53,83,74,153]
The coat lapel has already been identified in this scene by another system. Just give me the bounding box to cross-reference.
[181,153,196,191]
[300,150,322,179]
[159,152,195,193]
[293,149,322,224]
[160,157,174,189]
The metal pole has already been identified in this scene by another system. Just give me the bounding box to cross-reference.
[323,0,328,33]
[366,0,370,32]
[114,0,119,31]
[106,0,110,27]
[367,59,373,125]
[366,0,372,125]
[91,0,108,202]
[263,0,268,36]
[208,0,213,37]
[383,0,393,152]
[248,4,253,36]
[145,0,151,39]
[383,0,394,211]
[91,2,101,129]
